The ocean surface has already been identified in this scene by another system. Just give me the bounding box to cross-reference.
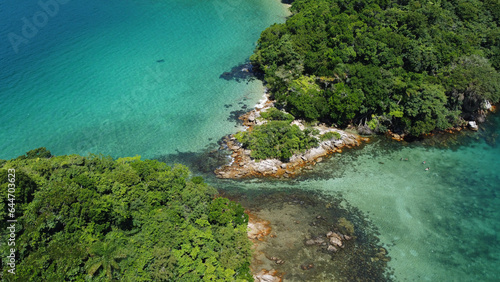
[1,0,499,281]
[213,113,500,281]
[0,0,288,160]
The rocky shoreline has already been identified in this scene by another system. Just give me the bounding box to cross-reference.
[215,95,369,179]
[233,191,393,281]
[385,103,498,141]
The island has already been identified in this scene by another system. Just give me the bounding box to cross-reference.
[216,95,368,179]
[215,0,500,179]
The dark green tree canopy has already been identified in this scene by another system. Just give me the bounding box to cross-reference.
[0,149,252,281]
[251,0,500,135]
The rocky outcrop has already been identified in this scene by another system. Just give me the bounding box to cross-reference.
[247,212,272,241]
[253,269,282,282]
[215,129,366,179]
[327,231,343,248]
[215,102,368,179]
[468,121,479,131]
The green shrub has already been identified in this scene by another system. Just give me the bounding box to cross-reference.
[237,121,318,161]
[320,131,341,141]
[260,107,295,122]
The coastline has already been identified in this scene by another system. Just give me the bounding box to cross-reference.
[229,190,392,281]
[215,94,369,179]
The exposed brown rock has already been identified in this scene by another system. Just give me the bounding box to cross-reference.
[214,103,369,179]
[254,269,283,282]
[247,212,271,241]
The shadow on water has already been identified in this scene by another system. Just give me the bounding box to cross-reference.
[219,61,261,82]
[154,141,230,175]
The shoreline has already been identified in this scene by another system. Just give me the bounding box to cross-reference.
[215,96,369,179]
[215,89,496,179]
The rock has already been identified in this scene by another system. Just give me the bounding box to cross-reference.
[291,120,306,130]
[254,269,281,282]
[327,245,338,252]
[300,264,314,270]
[378,247,387,256]
[275,259,285,265]
[303,147,327,162]
[327,232,343,247]
[314,237,325,244]
[260,275,277,282]
[344,235,352,241]
[247,214,271,240]
[281,163,287,169]
[483,100,493,111]
[305,239,316,246]
[228,143,240,151]
[329,236,342,247]
[357,124,374,135]
[468,121,479,131]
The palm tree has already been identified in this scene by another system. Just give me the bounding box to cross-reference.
[86,240,127,281]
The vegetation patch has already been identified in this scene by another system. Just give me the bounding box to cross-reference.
[320,131,341,141]
[235,121,318,161]
[0,148,252,281]
[251,0,500,135]
[260,107,295,122]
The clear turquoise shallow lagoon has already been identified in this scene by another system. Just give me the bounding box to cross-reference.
[1,0,499,281]
[0,0,288,159]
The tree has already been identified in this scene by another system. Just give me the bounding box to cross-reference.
[86,240,127,280]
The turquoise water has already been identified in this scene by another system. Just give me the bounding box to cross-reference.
[2,0,500,281]
[0,0,288,160]
[213,113,500,281]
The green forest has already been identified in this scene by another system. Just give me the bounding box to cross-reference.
[251,0,500,136]
[0,148,252,281]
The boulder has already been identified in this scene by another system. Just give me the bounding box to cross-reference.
[483,100,493,111]
[327,245,338,252]
[468,121,479,131]
[314,237,325,244]
[303,147,327,162]
[327,232,343,247]
[305,239,316,246]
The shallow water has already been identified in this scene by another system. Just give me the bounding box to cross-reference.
[2,0,499,281]
[211,113,500,281]
[0,0,288,160]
